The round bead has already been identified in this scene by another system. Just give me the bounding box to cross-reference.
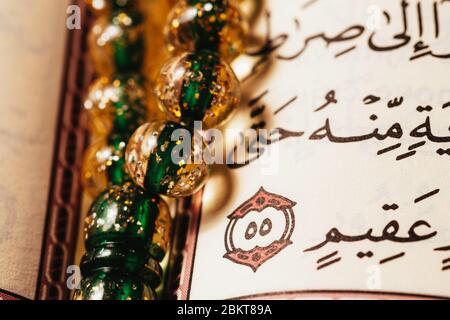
[88,10,145,77]
[81,135,129,197]
[83,75,148,137]
[73,271,156,300]
[165,0,246,61]
[126,121,209,198]
[84,182,164,250]
[155,51,240,128]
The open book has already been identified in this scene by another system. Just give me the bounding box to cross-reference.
[0,0,448,300]
[168,0,450,300]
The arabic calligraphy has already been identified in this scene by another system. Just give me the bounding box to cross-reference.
[303,219,437,252]
[227,90,450,169]
[247,0,449,68]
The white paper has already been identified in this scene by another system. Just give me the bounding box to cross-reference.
[185,0,450,300]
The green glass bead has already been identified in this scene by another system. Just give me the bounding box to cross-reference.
[155,51,240,128]
[109,74,148,137]
[126,121,209,198]
[83,74,148,137]
[88,10,145,77]
[80,242,163,289]
[106,135,129,184]
[165,0,246,61]
[81,135,129,198]
[84,182,160,250]
[73,271,156,300]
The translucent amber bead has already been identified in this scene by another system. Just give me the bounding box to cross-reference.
[154,51,240,128]
[84,74,148,137]
[165,0,246,61]
[73,271,156,300]
[81,135,128,197]
[84,182,164,251]
[88,11,145,77]
[126,121,209,198]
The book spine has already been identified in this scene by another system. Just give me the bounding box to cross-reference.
[35,0,93,300]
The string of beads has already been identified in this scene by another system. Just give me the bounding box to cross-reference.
[74,0,247,300]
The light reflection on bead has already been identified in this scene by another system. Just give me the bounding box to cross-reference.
[126,121,209,198]
[88,11,145,77]
[83,74,148,137]
[165,0,246,61]
[155,51,240,128]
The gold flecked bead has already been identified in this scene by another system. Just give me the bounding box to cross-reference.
[88,11,145,77]
[165,0,247,62]
[154,51,240,128]
[126,121,209,198]
[81,137,128,197]
[83,75,147,137]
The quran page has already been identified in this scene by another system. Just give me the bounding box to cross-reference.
[177,0,450,300]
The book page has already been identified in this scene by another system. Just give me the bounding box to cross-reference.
[179,0,450,299]
[0,0,69,299]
